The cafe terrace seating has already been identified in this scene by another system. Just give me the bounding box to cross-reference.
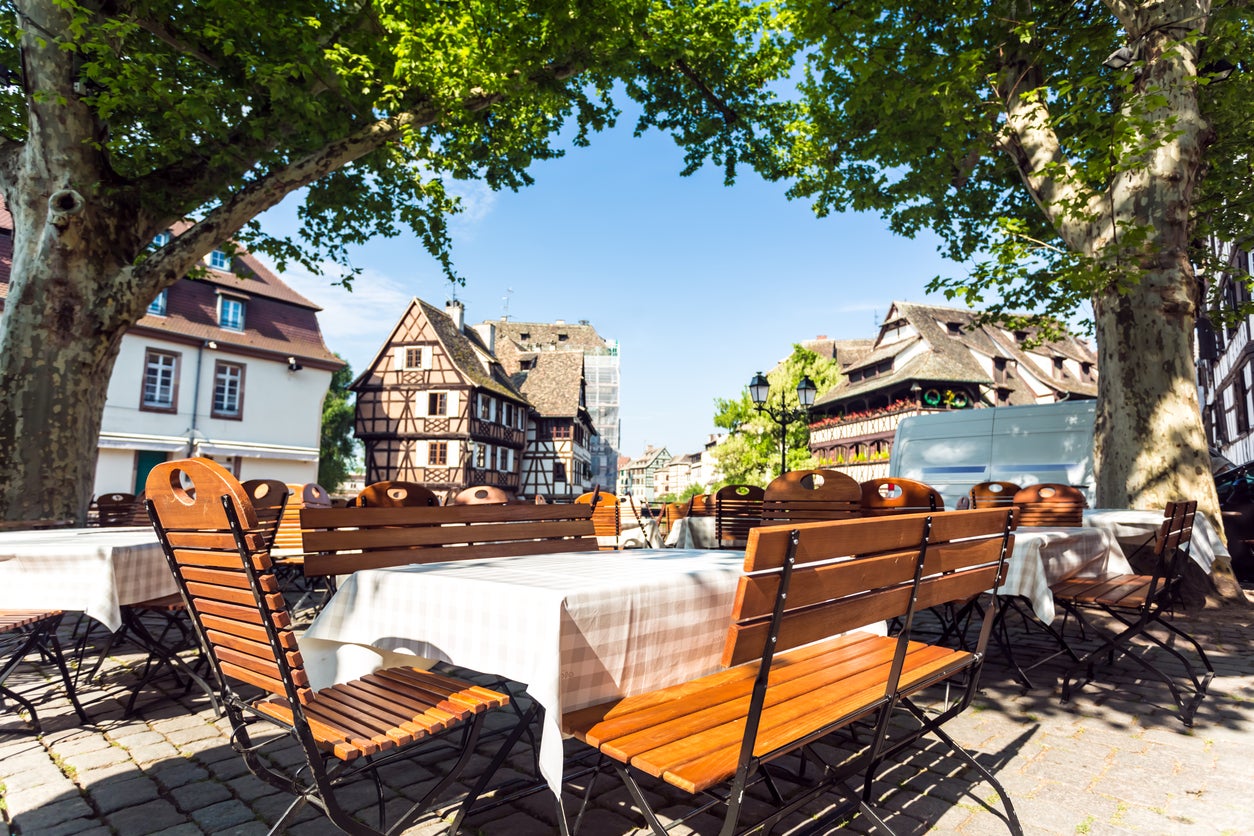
[1052,500,1213,725]
[352,480,440,508]
[451,484,516,505]
[241,479,291,549]
[145,457,514,836]
[563,508,1022,835]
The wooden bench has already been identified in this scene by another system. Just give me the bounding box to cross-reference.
[562,507,1022,835]
[300,502,597,577]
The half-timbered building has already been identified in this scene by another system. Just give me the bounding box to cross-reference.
[511,351,596,501]
[808,301,1098,482]
[352,299,528,499]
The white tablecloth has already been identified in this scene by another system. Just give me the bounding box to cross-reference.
[0,527,171,631]
[300,548,745,796]
[998,527,1131,623]
[1082,508,1227,573]
[663,515,718,549]
[598,518,662,549]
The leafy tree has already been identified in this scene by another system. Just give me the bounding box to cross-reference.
[644,1,1250,570]
[0,0,788,522]
[711,346,843,484]
[317,359,357,494]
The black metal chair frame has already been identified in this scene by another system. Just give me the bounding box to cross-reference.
[1055,501,1214,725]
[1,611,90,732]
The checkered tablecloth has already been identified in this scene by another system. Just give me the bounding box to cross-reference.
[998,527,1131,623]
[1082,508,1227,573]
[662,516,718,549]
[0,527,172,631]
[300,548,746,795]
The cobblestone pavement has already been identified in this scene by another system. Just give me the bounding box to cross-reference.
[2,604,1253,836]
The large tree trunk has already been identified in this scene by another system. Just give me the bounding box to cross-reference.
[0,186,148,524]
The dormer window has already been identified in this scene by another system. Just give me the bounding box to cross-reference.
[209,249,230,270]
[519,332,530,341]
[152,231,171,248]
[147,289,168,316]
[218,294,245,331]
[947,322,963,335]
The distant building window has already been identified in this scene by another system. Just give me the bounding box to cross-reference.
[218,296,245,330]
[947,322,963,335]
[1053,356,1065,378]
[554,462,567,482]
[479,394,491,419]
[993,357,1007,384]
[148,289,168,316]
[428,441,448,466]
[519,332,530,341]
[497,447,508,470]
[428,392,447,416]
[504,403,514,426]
[1080,362,1093,381]
[152,231,171,248]
[519,359,534,370]
[552,423,572,439]
[558,333,568,342]
[405,347,424,369]
[209,249,230,270]
[476,444,487,468]
[141,350,179,412]
[212,361,245,419]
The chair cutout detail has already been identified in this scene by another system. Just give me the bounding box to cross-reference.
[354,480,440,508]
[145,458,514,834]
[1051,500,1213,725]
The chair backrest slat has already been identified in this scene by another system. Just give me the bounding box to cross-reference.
[576,490,622,543]
[1012,483,1086,526]
[353,480,440,508]
[969,481,1021,509]
[859,477,945,517]
[715,484,765,546]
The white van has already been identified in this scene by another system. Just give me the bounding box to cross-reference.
[889,401,1097,510]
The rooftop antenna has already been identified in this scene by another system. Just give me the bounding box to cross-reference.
[501,287,514,320]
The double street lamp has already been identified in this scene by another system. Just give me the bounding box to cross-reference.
[749,372,817,477]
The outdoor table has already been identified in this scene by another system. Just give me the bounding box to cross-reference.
[598,517,661,549]
[662,515,718,549]
[300,548,745,797]
[997,526,1130,623]
[1082,508,1228,573]
[0,526,171,631]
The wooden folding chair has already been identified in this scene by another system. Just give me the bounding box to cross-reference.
[0,610,90,733]
[713,484,764,548]
[860,476,945,517]
[353,480,440,508]
[575,489,621,548]
[761,468,861,524]
[1013,483,1086,527]
[94,492,140,526]
[241,479,292,549]
[145,457,515,835]
[451,484,516,505]
[1052,500,1213,725]
[969,481,1022,509]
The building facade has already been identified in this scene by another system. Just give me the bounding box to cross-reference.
[0,211,343,495]
[352,300,528,500]
[616,445,670,504]
[1198,241,1254,466]
[808,301,1099,482]
[488,319,620,491]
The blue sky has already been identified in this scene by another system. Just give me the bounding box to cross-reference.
[259,117,961,458]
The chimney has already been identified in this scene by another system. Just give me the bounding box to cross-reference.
[816,334,828,340]
[472,322,496,354]
[446,299,465,331]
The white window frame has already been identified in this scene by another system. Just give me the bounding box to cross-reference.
[212,361,245,419]
[218,296,245,331]
[142,350,179,411]
[209,249,230,270]
[148,289,168,316]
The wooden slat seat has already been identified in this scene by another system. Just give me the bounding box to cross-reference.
[713,484,764,548]
[144,457,517,835]
[561,508,1022,835]
[301,502,598,577]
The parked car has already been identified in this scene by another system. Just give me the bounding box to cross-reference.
[1215,461,1254,583]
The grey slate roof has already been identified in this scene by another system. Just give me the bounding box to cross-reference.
[488,319,609,374]
[814,301,1097,407]
[515,351,586,418]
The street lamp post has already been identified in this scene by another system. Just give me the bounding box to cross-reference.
[748,372,817,477]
